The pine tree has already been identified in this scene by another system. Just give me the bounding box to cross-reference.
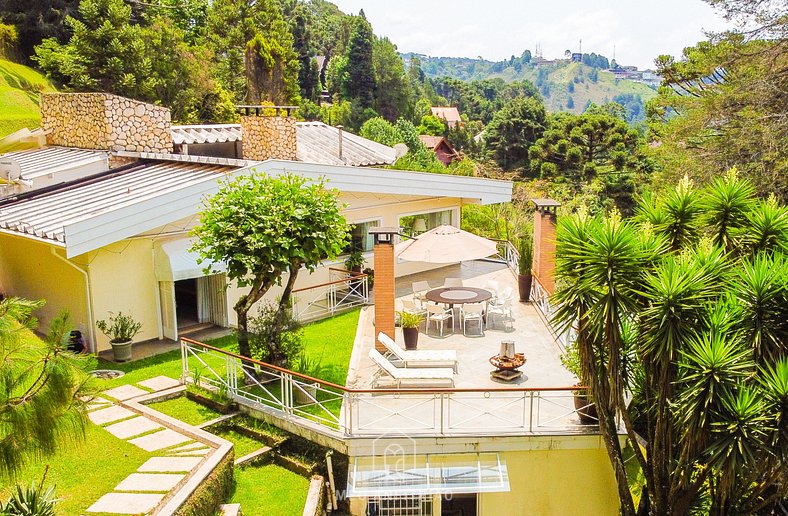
[344,10,376,108]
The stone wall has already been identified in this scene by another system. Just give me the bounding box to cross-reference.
[240,115,297,161]
[40,93,173,153]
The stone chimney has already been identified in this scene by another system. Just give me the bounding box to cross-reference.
[40,93,172,153]
[239,106,297,161]
[531,198,560,295]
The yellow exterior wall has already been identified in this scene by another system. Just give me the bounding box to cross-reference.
[480,447,619,515]
[86,239,160,351]
[0,233,90,339]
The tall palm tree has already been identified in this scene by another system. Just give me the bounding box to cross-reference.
[552,173,788,515]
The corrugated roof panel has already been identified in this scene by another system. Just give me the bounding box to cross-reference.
[0,146,108,179]
[0,160,237,244]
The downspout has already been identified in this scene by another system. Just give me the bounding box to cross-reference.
[51,248,96,353]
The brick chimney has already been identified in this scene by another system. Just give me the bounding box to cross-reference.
[531,199,560,295]
[369,227,398,353]
[239,106,297,161]
[40,93,172,153]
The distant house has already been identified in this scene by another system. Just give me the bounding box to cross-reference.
[419,135,458,166]
[430,106,463,129]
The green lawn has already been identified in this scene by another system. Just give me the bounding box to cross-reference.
[210,426,266,458]
[0,422,155,514]
[230,464,310,516]
[95,308,361,389]
[0,59,55,138]
[147,396,221,426]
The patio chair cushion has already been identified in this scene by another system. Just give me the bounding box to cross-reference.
[369,349,454,382]
[377,333,458,371]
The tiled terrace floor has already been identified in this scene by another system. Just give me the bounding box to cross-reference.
[349,260,576,390]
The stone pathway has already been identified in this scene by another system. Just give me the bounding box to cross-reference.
[84,375,213,515]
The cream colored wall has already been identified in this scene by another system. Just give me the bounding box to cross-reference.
[479,447,619,516]
[86,238,160,351]
[0,233,90,341]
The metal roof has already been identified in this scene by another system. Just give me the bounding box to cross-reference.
[171,124,242,145]
[431,106,462,123]
[0,146,108,180]
[296,122,397,166]
[170,121,397,167]
[0,160,237,244]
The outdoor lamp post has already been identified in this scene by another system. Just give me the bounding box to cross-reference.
[369,227,399,352]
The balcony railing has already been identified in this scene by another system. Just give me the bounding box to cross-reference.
[181,338,596,439]
[291,267,369,322]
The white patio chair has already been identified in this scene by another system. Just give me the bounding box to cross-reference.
[369,349,455,388]
[483,280,501,298]
[460,302,486,337]
[491,286,513,307]
[377,332,458,372]
[487,297,513,331]
[412,280,431,305]
[401,299,427,319]
[426,303,454,337]
[443,277,464,288]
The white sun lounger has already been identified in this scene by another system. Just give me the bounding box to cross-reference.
[378,332,458,372]
[369,349,455,388]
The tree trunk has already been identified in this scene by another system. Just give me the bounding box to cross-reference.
[233,275,269,359]
[270,261,301,367]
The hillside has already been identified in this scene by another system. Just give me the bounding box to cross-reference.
[0,59,55,138]
[409,54,658,117]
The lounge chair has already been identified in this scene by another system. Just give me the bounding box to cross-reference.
[377,332,458,372]
[369,349,455,388]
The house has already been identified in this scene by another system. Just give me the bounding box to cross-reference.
[0,93,621,515]
[0,93,511,352]
[418,135,458,166]
[430,106,463,129]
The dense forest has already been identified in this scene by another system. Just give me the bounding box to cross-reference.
[0,0,785,211]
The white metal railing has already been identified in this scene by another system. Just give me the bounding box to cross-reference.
[292,268,369,322]
[180,338,595,438]
[493,239,520,277]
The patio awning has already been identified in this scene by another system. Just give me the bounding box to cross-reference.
[346,452,509,498]
[395,225,499,264]
[154,238,225,281]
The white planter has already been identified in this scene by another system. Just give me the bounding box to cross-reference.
[111,339,133,362]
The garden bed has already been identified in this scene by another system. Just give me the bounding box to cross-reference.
[147,395,223,426]
[230,463,310,516]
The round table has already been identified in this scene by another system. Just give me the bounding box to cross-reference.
[425,287,492,306]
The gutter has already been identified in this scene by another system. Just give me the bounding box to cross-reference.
[50,248,96,352]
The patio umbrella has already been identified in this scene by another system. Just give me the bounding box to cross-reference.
[395,224,499,264]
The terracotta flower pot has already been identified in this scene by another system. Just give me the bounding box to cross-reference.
[403,327,419,350]
[518,273,533,302]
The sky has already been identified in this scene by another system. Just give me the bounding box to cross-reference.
[329,0,734,69]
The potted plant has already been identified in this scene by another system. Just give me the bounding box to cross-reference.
[560,342,597,425]
[517,236,534,302]
[344,249,365,273]
[398,311,424,350]
[96,311,142,362]
[362,267,375,290]
[290,352,326,405]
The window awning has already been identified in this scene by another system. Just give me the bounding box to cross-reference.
[347,452,509,498]
[154,238,225,281]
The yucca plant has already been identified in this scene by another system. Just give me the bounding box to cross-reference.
[2,478,59,516]
[95,312,142,343]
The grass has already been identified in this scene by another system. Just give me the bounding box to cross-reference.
[0,59,55,138]
[230,464,310,516]
[209,426,266,458]
[147,396,221,426]
[0,421,156,514]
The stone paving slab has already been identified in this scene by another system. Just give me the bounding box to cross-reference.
[86,492,165,514]
[137,375,181,392]
[129,429,192,452]
[103,384,149,401]
[86,400,111,411]
[138,456,202,473]
[114,473,185,492]
[168,442,210,454]
[173,448,210,457]
[105,416,163,440]
[88,405,136,426]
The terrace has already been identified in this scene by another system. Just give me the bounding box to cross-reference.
[181,254,595,444]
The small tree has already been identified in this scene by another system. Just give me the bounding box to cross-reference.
[191,173,349,362]
[0,298,92,479]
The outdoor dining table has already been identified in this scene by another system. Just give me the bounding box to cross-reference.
[424,286,493,307]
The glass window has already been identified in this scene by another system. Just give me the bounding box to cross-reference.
[347,220,380,253]
[400,209,454,237]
